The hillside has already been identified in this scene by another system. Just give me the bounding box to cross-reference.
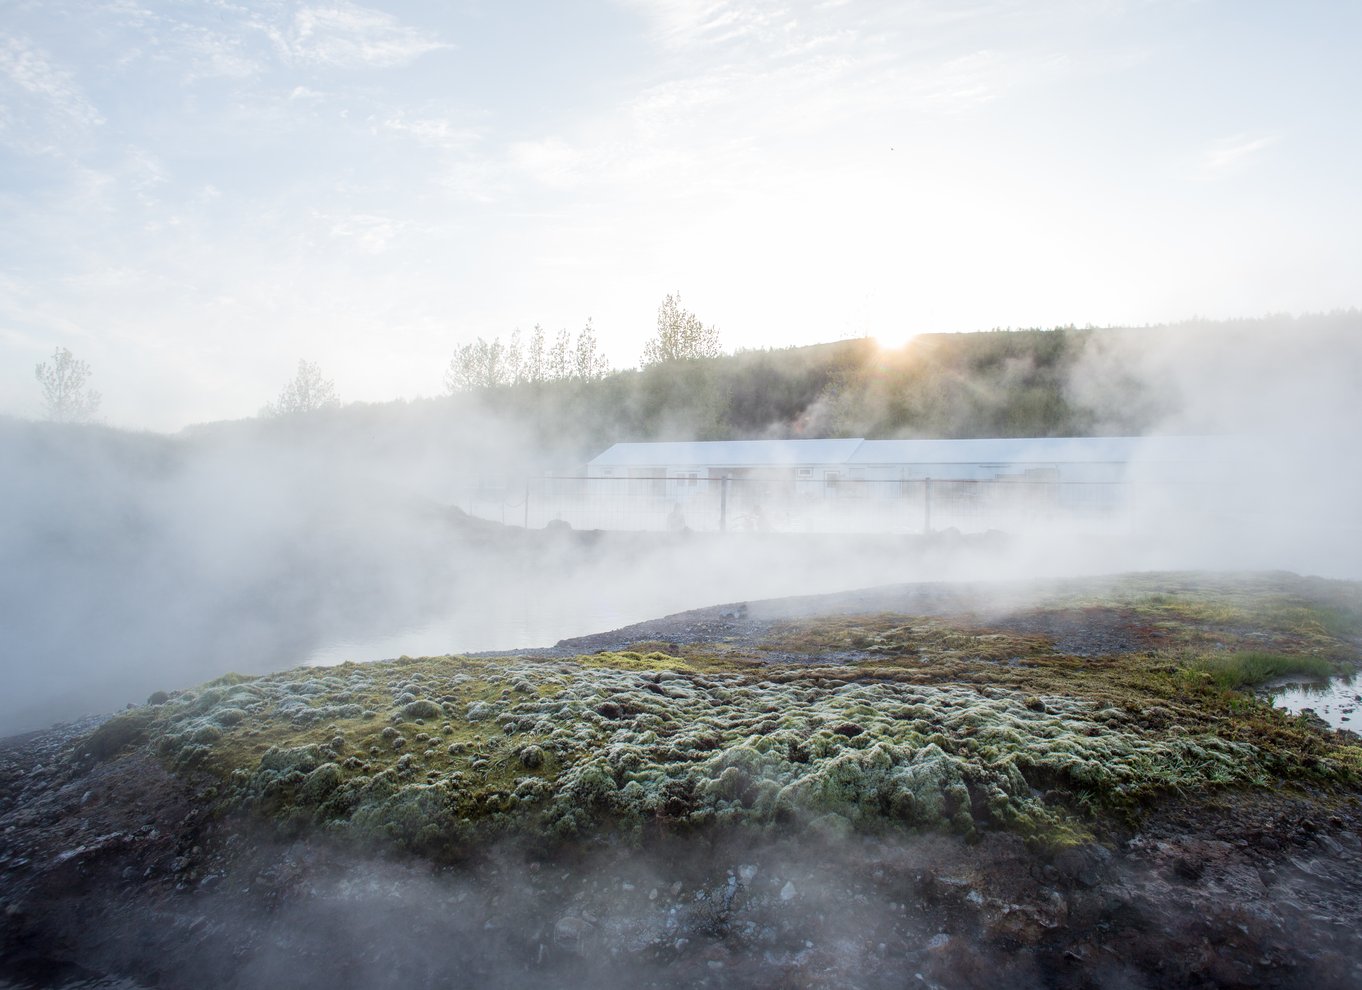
[189,311,1360,470]
[4,572,1362,988]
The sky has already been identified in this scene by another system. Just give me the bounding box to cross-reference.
[1,0,1359,430]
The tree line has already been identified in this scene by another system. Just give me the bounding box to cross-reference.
[30,292,721,422]
[42,306,1352,442]
[444,321,610,391]
[443,292,720,392]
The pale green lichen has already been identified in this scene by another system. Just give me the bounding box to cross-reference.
[86,575,1362,861]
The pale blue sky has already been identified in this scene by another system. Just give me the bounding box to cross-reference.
[2,0,1358,428]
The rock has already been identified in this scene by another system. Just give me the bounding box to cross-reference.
[780,881,797,901]
[549,913,586,945]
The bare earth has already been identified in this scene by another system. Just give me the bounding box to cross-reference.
[3,573,1362,989]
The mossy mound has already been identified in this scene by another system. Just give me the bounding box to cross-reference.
[90,574,1362,861]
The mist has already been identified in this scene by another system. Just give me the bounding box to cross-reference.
[2,314,1360,736]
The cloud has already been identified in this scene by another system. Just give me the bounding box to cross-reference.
[326,212,405,254]
[381,114,482,150]
[899,48,1076,114]
[176,24,267,82]
[509,137,587,190]
[619,0,792,51]
[270,3,450,69]
[0,34,104,153]
[1197,133,1280,177]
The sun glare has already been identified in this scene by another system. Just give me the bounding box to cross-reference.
[873,330,918,350]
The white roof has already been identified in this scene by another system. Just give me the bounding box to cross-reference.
[588,436,1234,468]
[588,439,864,468]
[849,437,1143,465]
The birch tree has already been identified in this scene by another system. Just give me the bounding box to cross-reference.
[35,346,101,422]
[641,293,721,366]
[262,359,340,416]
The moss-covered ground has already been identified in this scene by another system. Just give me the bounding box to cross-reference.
[80,572,1362,860]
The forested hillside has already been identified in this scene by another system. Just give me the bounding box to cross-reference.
[189,311,1357,470]
[471,329,1109,454]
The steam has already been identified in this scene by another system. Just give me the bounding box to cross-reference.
[54,825,1071,990]
[2,313,1360,735]
[29,819,1353,989]
[1064,314,1362,576]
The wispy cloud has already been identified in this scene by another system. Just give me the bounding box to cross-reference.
[1197,133,1280,177]
[326,212,406,254]
[176,23,267,82]
[619,0,793,51]
[0,34,104,153]
[269,3,450,69]
[381,114,482,151]
[509,137,587,190]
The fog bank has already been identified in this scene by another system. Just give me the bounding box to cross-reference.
[2,316,1359,735]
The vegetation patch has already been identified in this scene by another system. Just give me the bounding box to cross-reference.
[1191,651,1335,691]
[84,574,1362,862]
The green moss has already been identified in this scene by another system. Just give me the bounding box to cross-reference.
[80,572,1362,861]
[203,671,259,688]
[576,651,697,672]
[82,709,153,761]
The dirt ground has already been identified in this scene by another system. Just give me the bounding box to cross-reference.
[4,575,1362,989]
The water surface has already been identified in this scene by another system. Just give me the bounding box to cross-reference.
[1266,674,1361,730]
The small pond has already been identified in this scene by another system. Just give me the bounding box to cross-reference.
[1265,674,1361,730]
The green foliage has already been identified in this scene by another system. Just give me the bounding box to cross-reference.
[642,293,721,366]
[83,574,1362,863]
[82,709,152,761]
[444,337,510,390]
[446,322,609,392]
[400,699,445,721]
[439,326,1149,459]
[1191,652,1335,691]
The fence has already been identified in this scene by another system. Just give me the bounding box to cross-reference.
[452,475,1142,536]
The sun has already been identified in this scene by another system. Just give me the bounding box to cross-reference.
[872,329,918,350]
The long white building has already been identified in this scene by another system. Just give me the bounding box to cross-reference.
[586,436,1231,491]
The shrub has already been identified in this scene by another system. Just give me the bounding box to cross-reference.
[401,699,444,721]
[83,710,153,761]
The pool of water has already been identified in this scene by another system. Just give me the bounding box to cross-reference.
[1265,674,1361,730]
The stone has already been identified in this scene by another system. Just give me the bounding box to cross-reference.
[554,915,591,945]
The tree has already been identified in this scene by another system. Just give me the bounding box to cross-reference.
[262,359,340,416]
[572,318,611,381]
[547,328,573,382]
[504,328,524,385]
[445,337,508,391]
[35,346,101,422]
[523,324,547,384]
[641,292,721,366]
[444,321,612,391]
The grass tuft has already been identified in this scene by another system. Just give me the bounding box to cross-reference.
[1192,651,1335,691]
